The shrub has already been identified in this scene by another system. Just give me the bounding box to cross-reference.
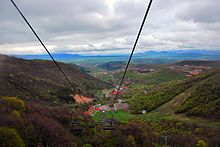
[0,127,25,147]
[26,112,73,147]
[113,120,155,146]
[0,107,23,128]
[10,110,21,118]
[83,144,93,147]
[52,88,74,103]
[127,135,136,147]
[1,97,25,113]
[197,140,207,147]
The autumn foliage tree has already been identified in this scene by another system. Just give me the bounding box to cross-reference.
[0,127,25,147]
[112,120,155,147]
[24,112,74,147]
[1,97,25,113]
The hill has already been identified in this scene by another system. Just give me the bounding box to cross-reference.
[0,54,111,103]
[175,74,220,119]
[175,60,220,67]
[97,61,126,71]
[0,55,220,146]
[128,71,220,119]
[16,50,220,65]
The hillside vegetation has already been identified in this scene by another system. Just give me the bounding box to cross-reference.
[0,54,111,103]
[128,71,217,116]
[1,96,219,147]
[101,68,186,84]
[175,60,220,67]
[0,54,220,146]
[97,61,126,71]
[175,74,220,119]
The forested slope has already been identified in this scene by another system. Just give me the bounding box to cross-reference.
[128,71,220,120]
[0,54,111,102]
[175,74,220,119]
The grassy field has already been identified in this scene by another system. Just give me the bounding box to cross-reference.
[92,110,174,123]
[92,110,132,122]
[146,70,186,84]
[124,69,185,81]
[92,110,220,129]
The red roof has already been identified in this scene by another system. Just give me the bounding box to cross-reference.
[83,111,91,115]
[111,89,125,95]
[95,107,102,111]
[122,86,129,89]
[88,106,95,111]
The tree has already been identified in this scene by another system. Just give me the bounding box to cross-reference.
[53,88,75,103]
[83,144,93,147]
[0,127,25,147]
[1,97,25,113]
[113,120,155,146]
[127,135,136,147]
[197,140,207,147]
[26,112,73,147]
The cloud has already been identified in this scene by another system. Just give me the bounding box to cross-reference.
[0,0,219,55]
[176,0,220,23]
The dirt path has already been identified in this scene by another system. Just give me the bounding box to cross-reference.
[154,91,191,114]
[70,94,93,103]
[153,88,220,128]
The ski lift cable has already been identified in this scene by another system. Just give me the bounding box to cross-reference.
[106,0,153,127]
[115,0,153,99]
[10,0,88,105]
[10,0,154,127]
[99,0,154,129]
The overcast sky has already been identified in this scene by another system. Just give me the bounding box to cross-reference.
[0,0,220,55]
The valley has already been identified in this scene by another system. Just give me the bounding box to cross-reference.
[89,59,220,126]
[0,54,220,146]
[1,0,220,145]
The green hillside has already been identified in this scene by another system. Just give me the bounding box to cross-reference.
[102,68,186,84]
[175,60,220,67]
[175,74,220,119]
[128,72,216,115]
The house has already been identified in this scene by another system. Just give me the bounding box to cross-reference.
[114,99,129,111]
[83,106,95,115]
[111,85,128,95]
[83,111,92,115]
[111,89,125,95]
[114,103,129,111]
[99,105,112,111]
[189,70,202,76]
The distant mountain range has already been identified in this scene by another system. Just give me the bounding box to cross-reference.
[134,50,220,59]
[15,50,220,65]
